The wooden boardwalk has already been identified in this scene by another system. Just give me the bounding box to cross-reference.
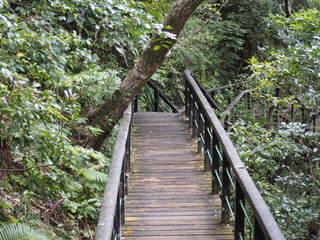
[122,112,233,240]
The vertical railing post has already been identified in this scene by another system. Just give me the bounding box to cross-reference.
[185,82,190,119]
[124,111,131,200]
[204,116,211,172]
[134,95,139,112]
[125,126,131,173]
[193,100,200,138]
[221,152,231,224]
[254,217,265,240]
[212,132,220,195]
[189,93,195,129]
[154,87,160,112]
[198,110,204,153]
[235,181,245,240]
[113,191,121,239]
[120,164,125,227]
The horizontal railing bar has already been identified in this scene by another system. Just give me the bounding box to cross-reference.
[226,169,236,190]
[147,80,179,113]
[95,105,132,240]
[239,200,254,231]
[207,127,213,139]
[195,101,199,110]
[239,233,244,240]
[200,113,205,123]
[207,150,213,164]
[225,197,235,219]
[200,133,205,144]
[184,70,285,240]
[215,145,223,162]
[194,119,199,128]
[214,170,223,188]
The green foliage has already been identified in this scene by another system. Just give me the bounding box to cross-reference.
[229,120,319,239]
[249,8,320,119]
[138,0,174,21]
[0,0,159,238]
[167,0,278,85]
[78,167,108,191]
[225,8,320,240]
[68,69,121,107]
[0,223,49,240]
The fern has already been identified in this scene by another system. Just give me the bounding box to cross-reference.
[79,168,107,182]
[0,223,49,240]
[79,168,108,190]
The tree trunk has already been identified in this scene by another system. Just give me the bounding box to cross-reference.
[85,0,205,150]
[284,0,292,17]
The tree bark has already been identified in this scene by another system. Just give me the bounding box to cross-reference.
[284,0,292,17]
[222,90,251,116]
[208,81,248,92]
[85,0,205,150]
[221,90,251,125]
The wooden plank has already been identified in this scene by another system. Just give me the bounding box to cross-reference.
[123,236,234,240]
[126,206,221,212]
[126,210,220,216]
[124,219,222,226]
[122,112,233,240]
[123,229,231,236]
[123,224,229,230]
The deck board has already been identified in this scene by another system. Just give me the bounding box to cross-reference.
[122,112,233,240]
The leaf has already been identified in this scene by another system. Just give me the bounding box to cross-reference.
[9,218,20,223]
[153,45,161,50]
[115,46,125,55]
[16,53,24,58]
[0,223,49,240]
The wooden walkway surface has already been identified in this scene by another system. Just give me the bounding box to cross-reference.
[122,112,233,240]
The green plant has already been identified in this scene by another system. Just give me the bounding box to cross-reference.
[0,0,161,238]
[228,120,319,239]
[167,0,278,85]
[0,223,49,240]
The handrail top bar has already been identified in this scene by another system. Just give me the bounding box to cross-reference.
[146,80,179,113]
[95,104,132,240]
[186,72,222,112]
[184,70,285,240]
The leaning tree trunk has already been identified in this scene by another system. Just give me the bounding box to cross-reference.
[85,0,205,150]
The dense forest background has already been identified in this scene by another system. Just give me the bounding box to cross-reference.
[0,0,319,239]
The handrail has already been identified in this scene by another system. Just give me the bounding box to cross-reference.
[184,70,285,240]
[147,80,179,113]
[95,105,132,240]
[133,80,179,113]
[187,72,222,112]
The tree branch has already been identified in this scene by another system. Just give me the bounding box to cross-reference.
[304,0,312,9]
[208,81,249,92]
[222,90,251,116]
